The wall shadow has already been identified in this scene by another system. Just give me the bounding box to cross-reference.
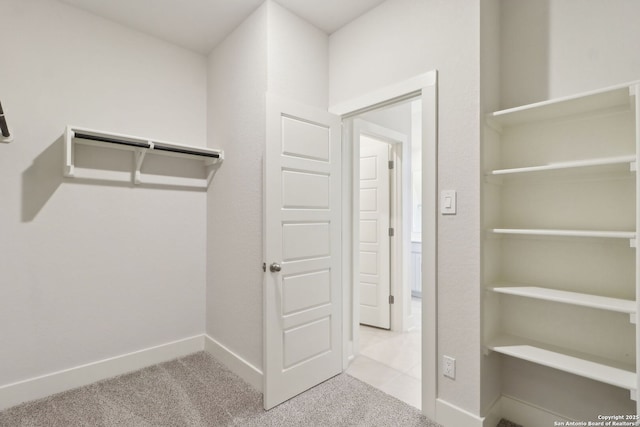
[21,137,64,222]
[500,0,550,108]
[22,137,211,222]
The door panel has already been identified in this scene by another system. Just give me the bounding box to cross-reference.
[359,220,378,243]
[360,283,378,306]
[264,94,341,410]
[360,251,378,274]
[282,116,330,161]
[282,171,329,208]
[282,223,330,260]
[359,136,391,329]
[282,269,331,315]
[283,317,331,368]
[360,188,377,211]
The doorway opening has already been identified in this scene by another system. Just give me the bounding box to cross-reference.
[345,98,423,409]
[333,70,437,418]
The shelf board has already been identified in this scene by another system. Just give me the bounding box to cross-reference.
[488,285,635,315]
[490,228,636,241]
[487,82,637,127]
[486,335,636,391]
[489,155,636,176]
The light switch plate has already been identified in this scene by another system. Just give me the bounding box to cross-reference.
[441,190,457,215]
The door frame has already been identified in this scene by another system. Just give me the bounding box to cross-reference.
[330,70,438,418]
[353,120,409,336]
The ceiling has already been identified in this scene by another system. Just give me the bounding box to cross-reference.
[58,0,386,54]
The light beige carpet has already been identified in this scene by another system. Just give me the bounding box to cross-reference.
[0,352,441,426]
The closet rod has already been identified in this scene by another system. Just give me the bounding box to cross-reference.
[73,132,220,158]
[74,132,151,149]
[0,100,10,138]
[153,144,220,158]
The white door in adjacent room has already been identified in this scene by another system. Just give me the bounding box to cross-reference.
[359,135,391,329]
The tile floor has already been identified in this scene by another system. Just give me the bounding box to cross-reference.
[346,298,422,409]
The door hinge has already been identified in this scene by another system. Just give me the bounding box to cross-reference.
[388,227,395,237]
[262,262,266,272]
[389,295,395,304]
[388,160,394,170]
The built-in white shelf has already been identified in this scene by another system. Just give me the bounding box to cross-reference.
[487,82,637,128]
[486,334,636,394]
[64,126,223,188]
[490,228,636,242]
[488,285,636,322]
[489,155,636,176]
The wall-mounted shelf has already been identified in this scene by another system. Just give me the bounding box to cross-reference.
[486,334,636,396]
[488,155,636,176]
[486,82,637,129]
[488,285,636,322]
[64,126,223,188]
[490,228,636,245]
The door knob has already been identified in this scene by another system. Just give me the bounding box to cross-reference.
[269,263,282,272]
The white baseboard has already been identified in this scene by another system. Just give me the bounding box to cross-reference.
[0,335,204,411]
[499,395,571,427]
[436,398,485,427]
[204,334,263,392]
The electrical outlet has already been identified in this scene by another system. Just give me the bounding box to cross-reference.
[443,355,456,379]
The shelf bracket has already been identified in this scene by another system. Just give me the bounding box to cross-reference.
[630,238,637,248]
[205,152,224,187]
[133,143,151,185]
[64,126,75,177]
[0,128,12,143]
[630,313,636,325]
[630,389,637,402]
[631,161,637,172]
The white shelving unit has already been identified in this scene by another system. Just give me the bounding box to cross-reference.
[64,126,224,188]
[482,81,640,415]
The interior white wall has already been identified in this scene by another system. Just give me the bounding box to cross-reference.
[0,0,207,389]
[330,0,483,416]
[500,0,640,108]
[206,3,268,373]
[480,0,502,417]
[267,0,329,109]
[206,0,328,373]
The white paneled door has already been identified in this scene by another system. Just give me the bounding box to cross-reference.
[359,136,391,329]
[263,95,342,410]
